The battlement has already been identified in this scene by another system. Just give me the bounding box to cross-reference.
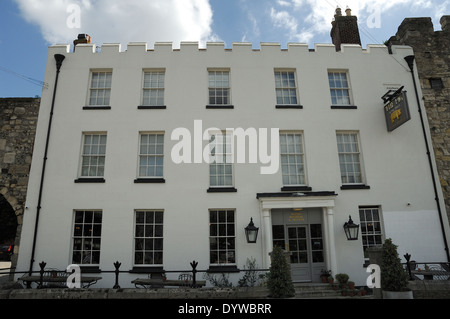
[49,41,408,56]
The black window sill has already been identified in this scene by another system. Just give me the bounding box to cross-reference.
[331,105,357,109]
[79,266,101,274]
[276,104,303,109]
[207,187,237,193]
[137,105,166,109]
[75,178,105,183]
[83,106,112,110]
[206,105,234,109]
[281,186,312,192]
[129,266,165,274]
[207,265,240,273]
[134,178,165,183]
[340,184,370,190]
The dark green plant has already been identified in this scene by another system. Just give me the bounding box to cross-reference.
[335,273,349,284]
[381,238,409,292]
[267,245,295,298]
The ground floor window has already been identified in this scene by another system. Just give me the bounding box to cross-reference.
[359,206,383,259]
[209,210,235,264]
[72,210,102,265]
[134,210,164,265]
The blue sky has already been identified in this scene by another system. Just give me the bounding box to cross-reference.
[1,0,448,98]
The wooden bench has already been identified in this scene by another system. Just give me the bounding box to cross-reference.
[20,269,101,288]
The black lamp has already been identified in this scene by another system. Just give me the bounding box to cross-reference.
[343,215,359,240]
[245,218,259,243]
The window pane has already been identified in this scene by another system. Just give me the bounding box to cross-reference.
[209,210,235,265]
[280,133,305,185]
[72,211,102,265]
[336,132,362,184]
[139,134,164,177]
[134,211,163,265]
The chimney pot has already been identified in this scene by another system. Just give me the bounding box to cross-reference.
[73,34,92,51]
[346,7,352,16]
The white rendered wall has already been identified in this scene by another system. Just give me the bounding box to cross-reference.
[16,41,450,288]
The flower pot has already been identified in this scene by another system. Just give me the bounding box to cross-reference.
[382,290,413,299]
[320,275,329,283]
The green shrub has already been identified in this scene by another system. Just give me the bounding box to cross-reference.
[381,238,409,292]
[267,245,295,298]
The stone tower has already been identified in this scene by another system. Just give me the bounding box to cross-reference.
[388,16,450,222]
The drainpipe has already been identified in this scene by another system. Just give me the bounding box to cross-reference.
[28,54,66,275]
[404,55,450,262]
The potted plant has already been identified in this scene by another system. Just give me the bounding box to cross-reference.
[335,273,349,289]
[320,269,332,283]
[347,280,355,290]
[380,238,413,299]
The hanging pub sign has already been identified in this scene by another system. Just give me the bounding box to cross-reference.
[382,86,411,132]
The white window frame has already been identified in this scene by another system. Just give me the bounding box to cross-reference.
[336,131,365,185]
[88,70,112,106]
[280,131,307,186]
[208,131,234,187]
[359,206,384,260]
[133,210,164,266]
[274,70,299,105]
[79,132,107,178]
[208,69,231,106]
[142,70,165,106]
[209,209,236,265]
[138,132,164,178]
[328,70,352,106]
[71,210,102,265]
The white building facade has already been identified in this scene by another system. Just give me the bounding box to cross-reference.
[15,39,450,288]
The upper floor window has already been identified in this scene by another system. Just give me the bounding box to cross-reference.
[138,133,164,178]
[80,133,107,178]
[88,71,112,106]
[275,71,298,105]
[280,132,306,185]
[336,132,364,185]
[208,70,231,106]
[142,71,165,106]
[208,132,233,187]
[328,71,352,106]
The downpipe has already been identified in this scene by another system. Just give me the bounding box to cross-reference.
[404,55,450,262]
[28,54,66,275]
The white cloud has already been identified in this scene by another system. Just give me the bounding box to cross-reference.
[269,0,446,44]
[14,0,214,47]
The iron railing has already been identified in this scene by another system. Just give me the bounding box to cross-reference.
[404,253,450,281]
[0,260,269,289]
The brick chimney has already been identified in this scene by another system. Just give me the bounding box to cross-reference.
[330,7,361,51]
[73,34,91,51]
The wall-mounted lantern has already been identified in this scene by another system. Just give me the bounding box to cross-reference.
[343,215,359,241]
[245,218,259,243]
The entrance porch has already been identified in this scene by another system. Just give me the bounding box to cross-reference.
[257,191,338,283]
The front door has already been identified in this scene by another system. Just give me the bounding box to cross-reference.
[287,226,311,282]
[272,223,325,282]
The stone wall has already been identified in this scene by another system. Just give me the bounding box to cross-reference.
[389,16,450,222]
[0,98,40,265]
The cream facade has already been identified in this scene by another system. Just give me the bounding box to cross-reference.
[15,41,450,288]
